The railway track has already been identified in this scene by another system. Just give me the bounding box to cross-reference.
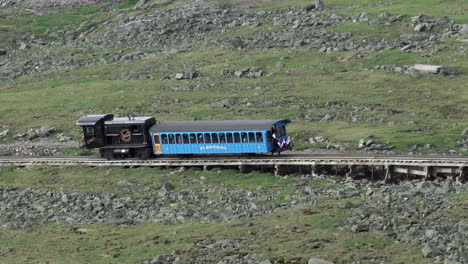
[1,153,467,182]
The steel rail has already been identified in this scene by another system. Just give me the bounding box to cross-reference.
[0,154,467,167]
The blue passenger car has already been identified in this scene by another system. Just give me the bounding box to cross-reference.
[149,119,291,155]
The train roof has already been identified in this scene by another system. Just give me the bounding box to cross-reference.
[105,117,156,125]
[76,114,114,126]
[149,119,291,133]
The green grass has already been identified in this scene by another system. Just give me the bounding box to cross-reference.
[118,0,139,9]
[0,4,108,35]
[0,166,302,197]
[1,47,467,151]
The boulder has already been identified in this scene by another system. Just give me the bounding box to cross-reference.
[0,129,9,138]
[133,0,150,9]
[308,258,334,264]
[303,4,316,11]
[174,73,184,80]
[26,129,39,140]
[414,24,426,32]
[444,260,462,264]
[59,135,72,142]
[422,243,442,258]
[358,138,365,149]
[379,12,391,18]
[411,64,442,74]
[37,126,56,137]
[174,68,199,80]
[314,0,324,9]
[275,61,285,68]
[162,182,175,192]
[459,24,468,35]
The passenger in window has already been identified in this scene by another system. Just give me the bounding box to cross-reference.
[198,134,204,143]
[190,134,196,144]
[249,133,255,143]
[241,133,247,143]
[256,132,263,142]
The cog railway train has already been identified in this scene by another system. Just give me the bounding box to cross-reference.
[77,114,292,159]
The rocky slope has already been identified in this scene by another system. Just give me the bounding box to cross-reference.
[1,169,467,263]
[1,1,466,82]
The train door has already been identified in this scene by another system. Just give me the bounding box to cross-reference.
[153,133,162,154]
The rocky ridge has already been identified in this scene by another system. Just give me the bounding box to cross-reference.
[1,1,467,81]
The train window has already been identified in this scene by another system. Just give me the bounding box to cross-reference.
[131,125,142,134]
[197,133,204,143]
[205,133,211,143]
[182,134,189,144]
[176,134,182,144]
[212,133,219,143]
[154,134,160,144]
[256,132,263,143]
[169,134,175,144]
[234,133,240,143]
[190,133,196,144]
[241,132,247,143]
[219,133,226,143]
[226,133,233,143]
[85,127,95,136]
[248,132,255,143]
[161,134,168,144]
[266,131,272,141]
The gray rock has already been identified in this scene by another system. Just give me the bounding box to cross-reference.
[422,243,442,258]
[162,182,175,192]
[134,0,150,9]
[26,129,39,140]
[459,24,468,35]
[351,224,369,232]
[414,24,426,32]
[229,37,244,49]
[0,248,14,255]
[408,68,422,78]
[412,64,442,74]
[0,129,9,138]
[308,258,334,264]
[259,260,272,264]
[365,139,374,147]
[358,138,365,149]
[379,12,391,18]
[462,128,468,135]
[37,126,56,137]
[174,73,184,80]
[330,14,342,20]
[314,0,324,9]
[275,61,285,68]
[59,135,72,142]
[19,42,28,50]
[303,4,316,11]
[444,259,462,264]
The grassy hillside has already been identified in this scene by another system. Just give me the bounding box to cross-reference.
[1,0,467,154]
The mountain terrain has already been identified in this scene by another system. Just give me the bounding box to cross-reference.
[0,0,468,263]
